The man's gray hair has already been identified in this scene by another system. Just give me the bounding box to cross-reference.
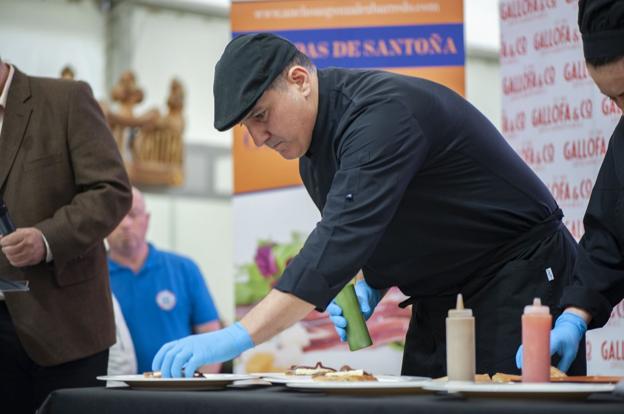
[269,50,316,90]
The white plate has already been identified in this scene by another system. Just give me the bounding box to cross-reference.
[247,372,288,377]
[422,381,615,399]
[258,373,312,384]
[96,374,254,390]
[286,376,431,395]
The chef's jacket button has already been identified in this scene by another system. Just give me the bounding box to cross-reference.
[345,193,353,201]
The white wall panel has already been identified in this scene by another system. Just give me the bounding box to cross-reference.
[128,6,231,146]
[143,193,174,251]
[466,52,502,129]
[174,197,234,324]
[0,0,107,98]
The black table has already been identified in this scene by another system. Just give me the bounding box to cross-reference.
[39,385,624,414]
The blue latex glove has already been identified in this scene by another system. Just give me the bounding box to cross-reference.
[152,322,254,378]
[326,280,382,342]
[515,312,588,372]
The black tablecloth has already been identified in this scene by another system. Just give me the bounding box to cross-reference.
[39,385,624,414]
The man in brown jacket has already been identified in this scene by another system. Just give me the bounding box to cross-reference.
[0,58,132,413]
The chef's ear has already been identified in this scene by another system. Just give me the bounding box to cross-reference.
[287,65,312,97]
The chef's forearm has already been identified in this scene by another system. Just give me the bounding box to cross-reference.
[240,289,315,345]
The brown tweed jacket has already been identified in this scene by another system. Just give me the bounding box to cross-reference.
[0,67,131,366]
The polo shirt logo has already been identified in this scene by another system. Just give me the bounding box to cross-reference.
[156,289,176,311]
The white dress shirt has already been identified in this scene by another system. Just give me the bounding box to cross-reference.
[0,63,15,132]
[0,64,52,300]
[107,294,138,377]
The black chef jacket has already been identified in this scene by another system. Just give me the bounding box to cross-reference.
[275,68,561,310]
[561,117,624,328]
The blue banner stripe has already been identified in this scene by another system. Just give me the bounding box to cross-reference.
[234,24,464,69]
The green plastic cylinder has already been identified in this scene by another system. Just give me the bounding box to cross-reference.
[334,283,373,351]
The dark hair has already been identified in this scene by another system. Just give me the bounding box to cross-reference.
[586,55,624,68]
[269,50,315,90]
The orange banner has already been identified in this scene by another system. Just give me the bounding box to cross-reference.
[387,65,465,95]
[233,127,302,194]
[232,0,464,31]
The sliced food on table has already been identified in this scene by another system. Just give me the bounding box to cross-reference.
[311,365,377,382]
[286,361,336,376]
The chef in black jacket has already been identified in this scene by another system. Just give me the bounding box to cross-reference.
[152,33,584,378]
[517,0,624,373]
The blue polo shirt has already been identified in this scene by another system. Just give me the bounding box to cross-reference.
[109,244,219,373]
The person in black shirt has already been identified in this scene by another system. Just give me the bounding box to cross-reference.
[151,33,583,378]
[517,0,624,372]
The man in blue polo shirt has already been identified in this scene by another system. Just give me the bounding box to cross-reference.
[107,187,221,374]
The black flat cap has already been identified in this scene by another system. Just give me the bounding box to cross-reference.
[213,33,299,131]
[578,0,624,60]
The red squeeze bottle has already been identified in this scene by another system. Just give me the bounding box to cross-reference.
[521,298,552,383]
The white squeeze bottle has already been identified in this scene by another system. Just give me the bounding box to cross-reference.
[446,293,476,381]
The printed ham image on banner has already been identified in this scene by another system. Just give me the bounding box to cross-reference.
[499,0,623,375]
[231,0,465,375]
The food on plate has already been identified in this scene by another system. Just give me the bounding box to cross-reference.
[311,365,377,382]
[435,366,568,384]
[475,373,492,383]
[492,366,568,383]
[435,374,492,383]
[491,372,521,383]
[286,361,336,376]
[549,366,567,378]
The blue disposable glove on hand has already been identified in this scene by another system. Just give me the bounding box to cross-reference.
[515,312,588,372]
[548,312,588,372]
[152,322,254,378]
[326,280,382,342]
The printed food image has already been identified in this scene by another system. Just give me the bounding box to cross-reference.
[236,235,409,376]
[236,235,411,353]
[245,352,280,373]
